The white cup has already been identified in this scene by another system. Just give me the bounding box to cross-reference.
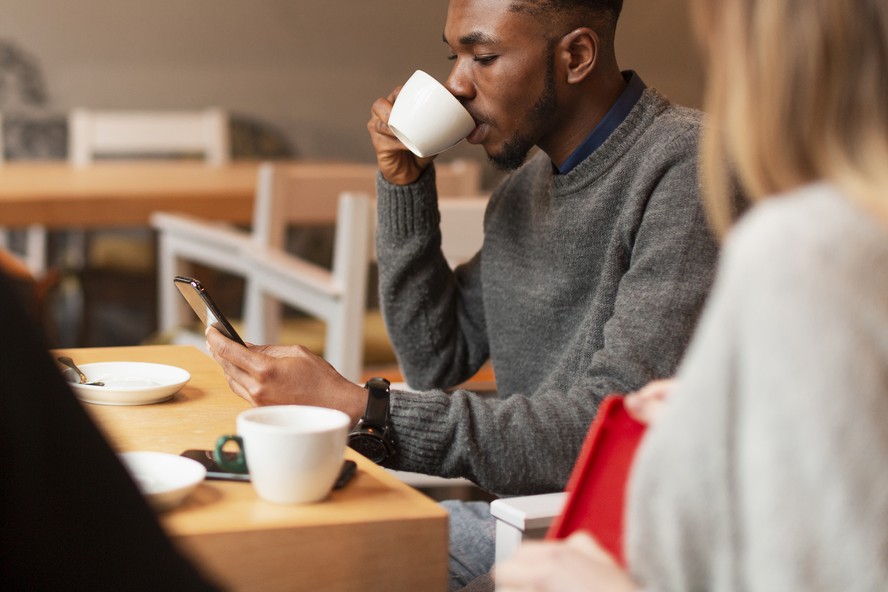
[214,405,350,504]
[388,69,476,158]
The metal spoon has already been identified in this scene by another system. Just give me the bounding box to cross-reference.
[57,356,105,386]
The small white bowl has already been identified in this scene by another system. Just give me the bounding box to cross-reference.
[64,362,190,406]
[119,451,207,512]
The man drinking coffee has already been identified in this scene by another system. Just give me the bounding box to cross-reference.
[208,1,720,589]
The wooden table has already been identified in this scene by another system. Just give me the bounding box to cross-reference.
[55,344,448,592]
[0,161,262,228]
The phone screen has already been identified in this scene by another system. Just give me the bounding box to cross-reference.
[173,276,245,345]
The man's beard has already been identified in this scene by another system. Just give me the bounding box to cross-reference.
[488,52,558,171]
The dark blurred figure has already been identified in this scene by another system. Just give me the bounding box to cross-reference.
[0,269,219,590]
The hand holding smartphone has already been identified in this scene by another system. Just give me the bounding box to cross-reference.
[173,276,245,345]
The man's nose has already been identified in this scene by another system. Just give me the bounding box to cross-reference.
[445,63,474,102]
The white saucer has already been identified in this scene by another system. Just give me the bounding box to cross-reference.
[64,362,190,406]
[119,451,207,512]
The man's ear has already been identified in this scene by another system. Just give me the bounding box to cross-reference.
[558,27,599,84]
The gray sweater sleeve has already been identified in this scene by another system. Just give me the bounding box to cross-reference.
[375,165,490,388]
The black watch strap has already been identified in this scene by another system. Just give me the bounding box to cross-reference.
[363,377,391,428]
[347,377,396,464]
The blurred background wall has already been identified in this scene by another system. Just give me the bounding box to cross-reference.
[0,0,702,166]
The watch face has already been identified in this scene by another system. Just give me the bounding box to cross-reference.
[348,434,389,464]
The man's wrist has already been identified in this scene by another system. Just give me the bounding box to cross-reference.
[342,381,371,425]
[380,159,433,186]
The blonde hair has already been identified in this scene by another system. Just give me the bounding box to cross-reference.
[693,0,888,236]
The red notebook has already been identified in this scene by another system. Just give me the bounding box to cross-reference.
[546,395,647,566]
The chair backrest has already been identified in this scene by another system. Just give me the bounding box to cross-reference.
[438,196,488,267]
[252,162,380,249]
[67,108,230,167]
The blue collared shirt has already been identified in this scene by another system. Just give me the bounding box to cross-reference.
[556,71,647,174]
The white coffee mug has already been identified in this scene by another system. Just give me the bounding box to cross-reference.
[388,69,476,158]
[214,405,350,504]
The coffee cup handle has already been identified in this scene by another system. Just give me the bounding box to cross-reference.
[213,434,247,472]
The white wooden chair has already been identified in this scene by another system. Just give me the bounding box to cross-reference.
[491,492,568,562]
[242,190,375,381]
[68,107,229,167]
[150,159,484,380]
[151,161,382,354]
[65,107,230,270]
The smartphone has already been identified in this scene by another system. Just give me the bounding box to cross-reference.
[173,276,245,345]
[334,459,358,490]
[180,449,358,489]
[181,449,250,481]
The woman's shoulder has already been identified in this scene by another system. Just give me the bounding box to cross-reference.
[733,183,854,239]
[724,183,888,280]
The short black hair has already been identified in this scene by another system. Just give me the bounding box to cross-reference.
[509,0,623,22]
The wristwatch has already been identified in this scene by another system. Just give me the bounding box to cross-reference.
[347,377,396,464]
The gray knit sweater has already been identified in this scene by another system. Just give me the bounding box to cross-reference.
[627,184,888,591]
[375,88,718,495]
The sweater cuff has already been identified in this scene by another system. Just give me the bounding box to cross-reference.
[375,166,441,240]
[385,387,453,473]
